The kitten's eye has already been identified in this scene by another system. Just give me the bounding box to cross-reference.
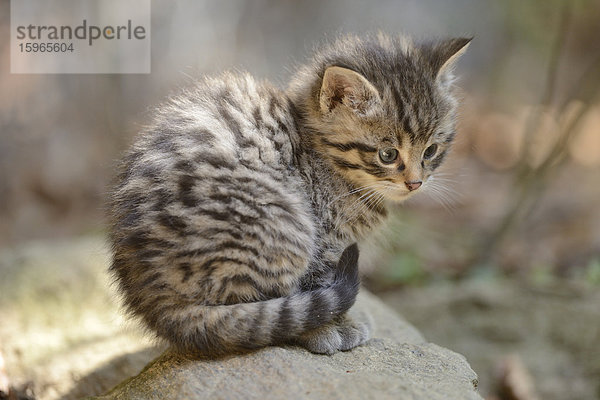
[378,148,398,164]
[423,144,438,160]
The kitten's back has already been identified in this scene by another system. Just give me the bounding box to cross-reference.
[109,73,360,353]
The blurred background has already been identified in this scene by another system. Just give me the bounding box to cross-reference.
[1,1,599,399]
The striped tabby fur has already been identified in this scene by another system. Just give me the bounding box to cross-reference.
[109,33,470,355]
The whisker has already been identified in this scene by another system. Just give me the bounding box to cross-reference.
[424,184,458,214]
[334,182,391,228]
[327,184,381,206]
[344,189,380,222]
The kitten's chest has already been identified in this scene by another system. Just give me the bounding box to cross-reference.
[312,186,386,242]
[299,184,385,287]
[294,149,387,286]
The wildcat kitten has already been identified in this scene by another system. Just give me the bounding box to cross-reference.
[109,33,470,355]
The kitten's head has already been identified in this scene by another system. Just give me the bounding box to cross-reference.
[290,33,470,201]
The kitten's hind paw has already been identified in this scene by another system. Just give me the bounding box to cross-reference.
[296,314,371,355]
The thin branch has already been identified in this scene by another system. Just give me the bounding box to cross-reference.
[470,2,600,268]
[514,1,572,177]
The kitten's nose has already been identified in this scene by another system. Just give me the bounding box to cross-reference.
[405,180,422,191]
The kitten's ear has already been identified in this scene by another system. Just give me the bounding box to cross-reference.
[319,66,380,116]
[429,37,472,83]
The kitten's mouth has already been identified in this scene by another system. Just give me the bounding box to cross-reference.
[384,190,416,201]
[379,180,427,201]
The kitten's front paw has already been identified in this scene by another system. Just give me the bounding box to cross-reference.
[296,314,371,355]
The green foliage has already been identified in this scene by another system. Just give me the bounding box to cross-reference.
[379,252,427,286]
[584,258,600,286]
[499,0,598,49]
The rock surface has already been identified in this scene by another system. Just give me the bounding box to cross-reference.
[0,237,161,400]
[0,236,481,400]
[380,280,600,400]
[93,291,481,400]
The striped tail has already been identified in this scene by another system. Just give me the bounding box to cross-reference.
[150,243,360,354]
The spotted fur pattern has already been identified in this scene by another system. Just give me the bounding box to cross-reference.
[109,33,470,355]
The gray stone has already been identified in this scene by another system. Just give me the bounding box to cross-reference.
[380,280,600,400]
[93,291,481,400]
[0,236,481,399]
